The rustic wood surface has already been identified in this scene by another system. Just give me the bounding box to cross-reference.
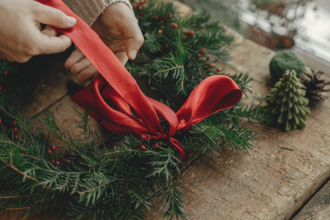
[4,2,330,220]
[292,179,330,220]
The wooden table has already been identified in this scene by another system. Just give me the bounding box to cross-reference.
[15,2,330,220]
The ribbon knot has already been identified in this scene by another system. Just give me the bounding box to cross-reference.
[37,0,243,162]
[142,132,188,162]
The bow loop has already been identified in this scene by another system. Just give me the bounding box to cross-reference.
[176,75,242,133]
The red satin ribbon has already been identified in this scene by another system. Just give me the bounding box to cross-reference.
[37,0,242,162]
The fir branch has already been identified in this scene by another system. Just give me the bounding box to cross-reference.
[77,180,115,195]
[39,111,81,154]
[0,195,27,199]
[0,158,52,190]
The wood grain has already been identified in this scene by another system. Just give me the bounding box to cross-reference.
[292,179,330,220]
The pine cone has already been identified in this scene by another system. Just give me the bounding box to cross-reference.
[300,69,330,102]
[265,69,310,131]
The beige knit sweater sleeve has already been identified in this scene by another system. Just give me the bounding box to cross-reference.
[63,0,134,26]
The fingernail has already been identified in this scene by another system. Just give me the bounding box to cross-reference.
[129,50,138,60]
[68,17,77,27]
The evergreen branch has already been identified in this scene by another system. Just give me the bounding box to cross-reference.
[5,206,35,211]
[77,180,115,195]
[103,149,140,155]
[156,65,184,74]
[87,158,119,167]
[0,140,24,150]
[18,154,42,162]
[39,111,81,154]
[0,195,27,199]
[0,158,52,190]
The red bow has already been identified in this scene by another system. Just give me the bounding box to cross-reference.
[37,0,242,162]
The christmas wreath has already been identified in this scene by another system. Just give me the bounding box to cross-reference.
[0,0,271,219]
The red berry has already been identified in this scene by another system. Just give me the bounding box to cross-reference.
[0,119,2,124]
[158,29,163,34]
[3,71,8,75]
[15,135,19,139]
[197,54,201,58]
[206,56,210,60]
[160,15,164,20]
[201,49,205,54]
[139,1,143,4]
[154,16,159,20]
[51,160,55,164]
[48,149,53,154]
[140,11,143,15]
[167,13,172,18]
[131,0,134,2]
[138,5,142,10]
[140,134,147,140]
[147,135,151,141]
[144,0,147,3]
[1,58,4,61]
[184,31,188,34]
[153,143,158,148]
[13,127,17,133]
[182,35,186,40]
[208,63,215,67]
[172,23,178,29]
[166,20,171,25]
[56,161,60,166]
[207,69,210,72]
[0,87,2,91]
[51,145,56,151]
[11,121,16,126]
[65,151,70,156]
[66,160,71,165]
[189,30,194,36]
[158,142,163,146]
[140,144,146,150]
[133,4,137,9]
[217,68,222,72]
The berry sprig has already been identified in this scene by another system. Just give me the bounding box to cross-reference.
[48,146,77,166]
[195,49,222,73]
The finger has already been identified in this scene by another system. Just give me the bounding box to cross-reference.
[32,2,77,28]
[65,48,86,69]
[71,58,92,75]
[38,34,72,54]
[41,25,60,37]
[77,65,99,83]
[121,15,144,60]
[115,52,129,65]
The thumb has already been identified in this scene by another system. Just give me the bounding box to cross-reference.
[33,2,76,28]
[122,18,144,60]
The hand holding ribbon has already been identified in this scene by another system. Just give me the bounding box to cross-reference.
[36,0,243,162]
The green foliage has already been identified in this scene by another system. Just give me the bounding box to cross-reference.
[0,1,272,219]
[265,69,311,131]
[133,1,235,99]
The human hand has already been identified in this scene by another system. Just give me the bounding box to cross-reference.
[0,0,76,63]
[65,2,144,82]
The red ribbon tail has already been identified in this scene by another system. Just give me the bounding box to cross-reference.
[169,138,188,162]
